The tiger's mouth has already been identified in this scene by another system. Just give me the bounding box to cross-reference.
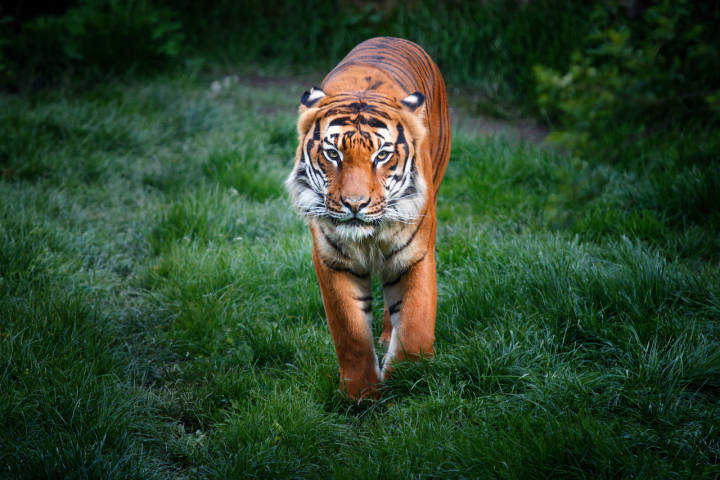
[343,218,365,227]
[330,216,380,227]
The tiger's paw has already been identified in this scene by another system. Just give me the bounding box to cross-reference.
[339,365,381,400]
[340,377,380,401]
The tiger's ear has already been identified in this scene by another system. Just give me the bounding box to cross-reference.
[398,91,427,146]
[297,87,324,139]
[401,92,425,112]
[300,86,326,108]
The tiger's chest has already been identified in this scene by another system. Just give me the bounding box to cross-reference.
[310,218,423,280]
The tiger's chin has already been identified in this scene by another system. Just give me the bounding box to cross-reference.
[329,218,379,242]
[330,219,377,241]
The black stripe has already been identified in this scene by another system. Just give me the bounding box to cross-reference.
[356,293,374,314]
[396,123,406,145]
[294,177,312,190]
[329,117,351,126]
[313,120,321,140]
[360,117,387,129]
[387,155,399,171]
[324,104,392,119]
[388,300,402,315]
[322,258,369,279]
[320,226,350,260]
[403,182,417,197]
[295,166,308,180]
[307,145,326,187]
[382,251,427,287]
[386,209,426,260]
[305,140,325,188]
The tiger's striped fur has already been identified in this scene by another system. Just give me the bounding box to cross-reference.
[285,37,451,399]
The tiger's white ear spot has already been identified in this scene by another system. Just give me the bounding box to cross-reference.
[301,87,326,107]
[401,91,425,112]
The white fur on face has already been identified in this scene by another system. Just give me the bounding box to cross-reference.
[325,125,341,139]
[334,223,375,241]
[384,157,427,224]
[286,114,427,234]
[284,140,327,218]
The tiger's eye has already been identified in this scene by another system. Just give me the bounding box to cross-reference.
[326,149,339,160]
[376,151,389,161]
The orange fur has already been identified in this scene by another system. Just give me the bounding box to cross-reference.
[286,37,451,399]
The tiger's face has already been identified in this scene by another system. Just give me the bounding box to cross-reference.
[285,88,428,240]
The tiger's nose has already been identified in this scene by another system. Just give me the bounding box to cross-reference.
[341,195,370,213]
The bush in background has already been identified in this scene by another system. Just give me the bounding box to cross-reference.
[534,0,720,160]
[1,0,591,105]
[2,0,718,170]
[165,0,591,109]
[1,0,182,89]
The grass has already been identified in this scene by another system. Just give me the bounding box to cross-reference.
[1,70,719,479]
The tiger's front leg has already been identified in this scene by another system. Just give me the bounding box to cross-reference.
[381,251,437,377]
[312,247,381,399]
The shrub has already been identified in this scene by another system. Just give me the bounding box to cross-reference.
[534,0,720,159]
[166,0,592,108]
[1,0,183,89]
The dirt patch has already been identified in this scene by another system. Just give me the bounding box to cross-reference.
[450,106,549,144]
[236,74,319,88]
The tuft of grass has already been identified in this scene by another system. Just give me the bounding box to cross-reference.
[202,147,286,201]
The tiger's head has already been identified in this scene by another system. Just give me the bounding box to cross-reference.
[285,87,428,240]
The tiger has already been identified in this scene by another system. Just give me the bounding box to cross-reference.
[285,37,451,399]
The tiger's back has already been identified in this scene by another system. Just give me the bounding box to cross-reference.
[322,37,451,192]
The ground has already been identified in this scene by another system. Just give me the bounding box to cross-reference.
[1,71,718,479]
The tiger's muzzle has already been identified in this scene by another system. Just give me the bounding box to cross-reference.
[326,193,386,225]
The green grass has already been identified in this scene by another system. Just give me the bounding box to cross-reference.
[1,71,719,479]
